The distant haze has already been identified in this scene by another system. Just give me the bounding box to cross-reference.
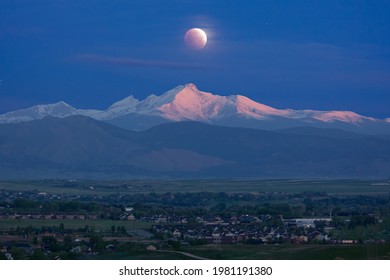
[0,115,389,179]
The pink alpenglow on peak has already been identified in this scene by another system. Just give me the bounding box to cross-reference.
[157,83,295,122]
[158,83,227,121]
[0,83,388,135]
[152,84,382,126]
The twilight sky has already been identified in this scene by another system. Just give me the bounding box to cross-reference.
[1,0,390,118]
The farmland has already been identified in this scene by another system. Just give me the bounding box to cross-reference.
[0,179,389,260]
[0,179,389,195]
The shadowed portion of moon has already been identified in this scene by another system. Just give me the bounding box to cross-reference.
[184,28,207,49]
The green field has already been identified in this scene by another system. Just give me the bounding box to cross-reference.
[0,219,153,232]
[88,244,390,260]
[182,244,390,260]
[92,251,194,260]
[1,179,389,195]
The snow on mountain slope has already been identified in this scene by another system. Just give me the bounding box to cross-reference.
[157,83,293,121]
[308,110,375,123]
[158,84,229,121]
[155,84,375,124]
[81,95,140,120]
[107,95,139,114]
[234,95,291,119]
[0,83,386,131]
[0,101,79,123]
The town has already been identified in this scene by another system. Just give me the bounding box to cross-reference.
[0,180,389,260]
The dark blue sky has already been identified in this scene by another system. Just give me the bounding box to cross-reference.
[1,0,389,118]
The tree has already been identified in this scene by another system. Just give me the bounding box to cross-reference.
[89,236,105,252]
[13,199,39,209]
[169,240,181,250]
[212,202,227,213]
[10,248,26,260]
[42,236,60,252]
[63,235,74,251]
[59,223,65,233]
[120,226,128,236]
[314,220,327,230]
[30,249,47,260]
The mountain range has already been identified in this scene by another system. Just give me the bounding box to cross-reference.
[0,115,389,179]
[1,83,389,134]
[0,84,389,179]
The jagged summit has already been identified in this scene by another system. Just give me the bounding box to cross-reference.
[0,83,389,134]
[108,95,139,111]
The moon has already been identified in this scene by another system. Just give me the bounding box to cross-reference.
[184,28,207,49]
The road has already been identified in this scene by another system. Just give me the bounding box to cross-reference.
[156,249,209,260]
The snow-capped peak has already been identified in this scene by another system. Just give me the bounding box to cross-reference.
[40,101,77,115]
[156,84,295,121]
[157,83,228,121]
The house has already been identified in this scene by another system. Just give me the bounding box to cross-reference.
[212,227,221,244]
[146,245,157,251]
[105,244,115,253]
[340,240,356,244]
[155,217,167,223]
[172,229,181,239]
[283,217,332,228]
[70,246,82,254]
[127,214,136,221]
[314,234,327,241]
[221,232,238,244]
